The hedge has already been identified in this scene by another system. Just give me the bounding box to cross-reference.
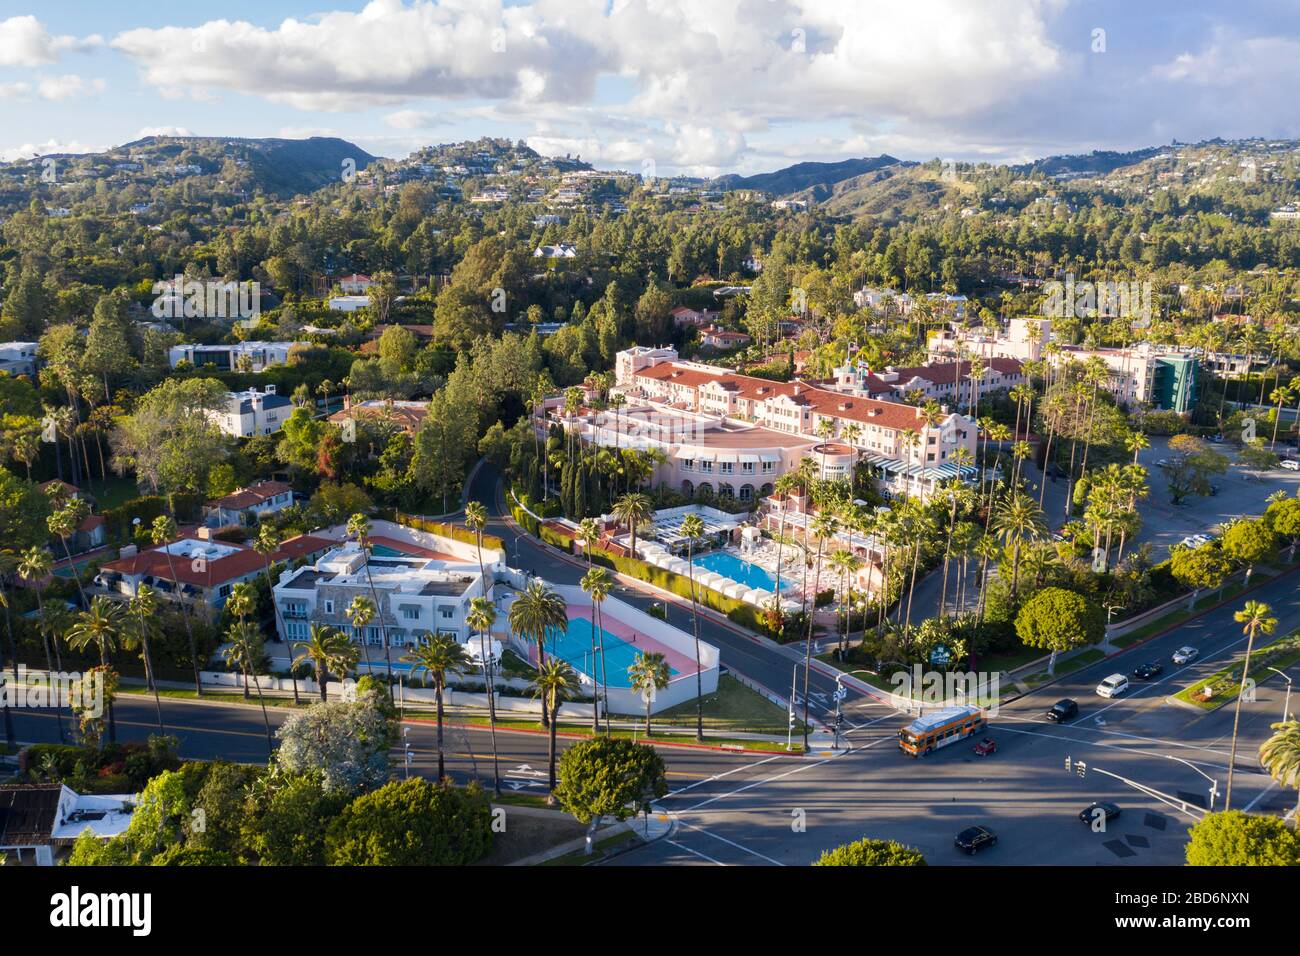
[387,509,505,553]
[586,545,773,637]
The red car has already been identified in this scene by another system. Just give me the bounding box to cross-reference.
[973,738,997,756]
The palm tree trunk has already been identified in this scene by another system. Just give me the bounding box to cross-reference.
[317,663,328,702]
[435,682,446,782]
[547,694,559,804]
[1224,630,1259,810]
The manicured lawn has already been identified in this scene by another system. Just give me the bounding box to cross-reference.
[79,474,142,511]
[979,646,1046,673]
[1112,577,1276,648]
[652,674,805,735]
[1022,648,1107,688]
[498,648,536,680]
[1173,631,1300,710]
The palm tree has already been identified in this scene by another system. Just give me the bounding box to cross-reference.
[223,618,274,755]
[343,594,378,677]
[18,546,65,741]
[466,596,501,797]
[1125,430,1150,466]
[507,579,568,727]
[292,623,358,702]
[225,581,259,699]
[1258,719,1300,830]
[346,513,392,684]
[628,650,671,736]
[151,515,203,696]
[529,658,578,803]
[579,566,612,733]
[1269,386,1294,449]
[66,595,124,744]
[802,511,838,750]
[1226,600,1277,809]
[577,517,602,567]
[829,548,862,656]
[46,501,89,608]
[253,524,299,704]
[679,511,708,741]
[612,491,653,555]
[991,490,1047,599]
[126,584,167,736]
[403,632,471,782]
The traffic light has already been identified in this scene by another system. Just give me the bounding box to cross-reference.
[1065,756,1072,773]
[1076,760,1087,778]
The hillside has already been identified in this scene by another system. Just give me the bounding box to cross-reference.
[711,155,903,196]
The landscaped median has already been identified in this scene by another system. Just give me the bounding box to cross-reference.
[1172,630,1300,711]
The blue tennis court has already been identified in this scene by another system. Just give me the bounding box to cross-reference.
[543,617,678,688]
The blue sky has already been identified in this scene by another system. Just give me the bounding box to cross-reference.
[4,1,1300,174]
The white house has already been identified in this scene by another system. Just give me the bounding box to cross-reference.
[0,341,38,377]
[328,295,371,312]
[204,480,294,527]
[533,243,577,259]
[210,386,292,438]
[168,341,302,372]
[339,273,373,294]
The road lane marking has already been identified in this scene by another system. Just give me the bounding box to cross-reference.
[663,754,786,798]
[682,756,835,812]
[676,819,784,866]
[666,839,726,865]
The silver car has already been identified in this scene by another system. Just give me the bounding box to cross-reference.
[1172,646,1199,665]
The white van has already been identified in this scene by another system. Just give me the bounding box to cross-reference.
[1095,673,1129,699]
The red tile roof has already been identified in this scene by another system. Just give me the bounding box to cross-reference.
[208,480,292,512]
[102,534,331,588]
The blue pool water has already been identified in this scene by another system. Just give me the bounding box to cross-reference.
[691,550,786,591]
[370,544,410,557]
[544,617,678,688]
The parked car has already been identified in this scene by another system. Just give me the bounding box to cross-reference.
[1281,459,1300,471]
[1132,661,1164,681]
[954,825,998,855]
[1172,646,1199,665]
[1095,674,1129,699]
[1079,802,1121,825]
[1046,699,1078,722]
[1179,534,1212,549]
[973,738,997,756]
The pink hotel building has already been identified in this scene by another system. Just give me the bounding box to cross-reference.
[595,347,981,502]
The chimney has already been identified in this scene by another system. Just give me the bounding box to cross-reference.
[196,526,211,540]
[343,393,351,411]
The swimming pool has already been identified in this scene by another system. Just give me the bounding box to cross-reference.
[691,550,787,591]
[370,544,411,558]
[543,617,677,688]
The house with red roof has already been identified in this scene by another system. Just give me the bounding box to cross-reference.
[204,480,295,528]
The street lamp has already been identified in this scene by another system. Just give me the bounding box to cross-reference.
[1265,667,1294,722]
[1165,754,1219,812]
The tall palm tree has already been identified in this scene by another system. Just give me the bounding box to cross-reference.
[680,511,707,741]
[1269,386,1294,449]
[66,595,124,744]
[828,548,862,655]
[466,596,501,797]
[126,584,167,736]
[253,524,299,704]
[579,566,612,733]
[18,546,65,741]
[529,658,578,803]
[802,511,838,750]
[225,582,259,699]
[628,650,671,736]
[403,632,471,782]
[151,515,203,696]
[1226,600,1277,809]
[507,578,568,727]
[991,490,1047,599]
[577,517,602,567]
[1258,719,1300,830]
[611,491,653,555]
[344,594,378,676]
[223,618,274,755]
[346,513,392,684]
[1125,430,1150,466]
[46,501,89,608]
[292,623,358,703]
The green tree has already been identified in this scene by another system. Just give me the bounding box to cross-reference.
[1258,719,1300,830]
[1014,587,1104,675]
[553,737,668,854]
[292,623,359,703]
[627,650,671,736]
[1185,810,1300,865]
[813,837,928,866]
[243,771,346,866]
[1226,601,1277,809]
[508,578,568,726]
[1169,543,1232,610]
[324,778,493,866]
[1220,517,1277,584]
[529,657,579,803]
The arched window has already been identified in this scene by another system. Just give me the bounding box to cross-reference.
[681,479,694,497]
[739,484,754,501]
[759,482,774,497]
[718,483,735,500]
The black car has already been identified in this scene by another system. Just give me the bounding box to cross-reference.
[1079,802,1121,825]
[1132,661,1164,680]
[1045,699,1078,722]
[955,825,998,855]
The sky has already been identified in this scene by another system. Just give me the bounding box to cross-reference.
[3,0,1300,175]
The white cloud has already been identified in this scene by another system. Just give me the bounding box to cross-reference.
[136,126,193,138]
[36,74,106,101]
[384,109,439,129]
[0,15,99,66]
[0,139,101,162]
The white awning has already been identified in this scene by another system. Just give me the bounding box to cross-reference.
[713,453,739,464]
[738,453,761,464]
[759,452,781,463]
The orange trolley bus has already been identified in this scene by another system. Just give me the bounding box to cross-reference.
[897,705,986,757]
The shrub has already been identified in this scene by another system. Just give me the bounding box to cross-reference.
[324,778,493,866]
[814,837,928,866]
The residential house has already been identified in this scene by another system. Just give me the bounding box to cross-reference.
[204,480,294,527]
[212,386,292,438]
